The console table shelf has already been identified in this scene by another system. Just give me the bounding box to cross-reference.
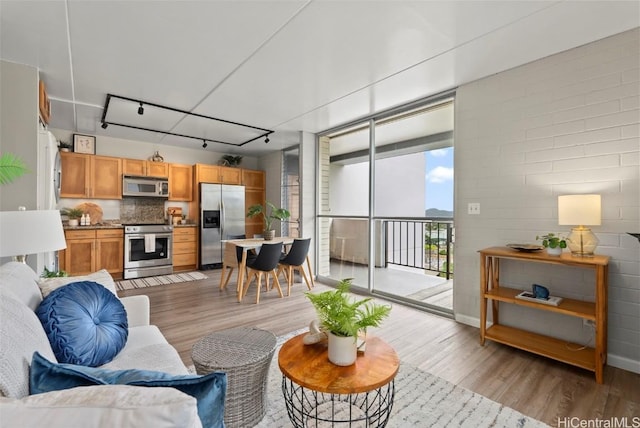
[479,246,609,384]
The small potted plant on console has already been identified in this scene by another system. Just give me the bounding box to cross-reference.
[536,233,567,256]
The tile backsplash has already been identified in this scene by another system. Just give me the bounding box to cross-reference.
[120,197,166,224]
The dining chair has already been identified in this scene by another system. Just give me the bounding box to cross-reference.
[220,234,257,292]
[276,238,314,296]
[242,242,284,304]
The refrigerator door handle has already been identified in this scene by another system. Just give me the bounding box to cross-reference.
[220,199,225,238]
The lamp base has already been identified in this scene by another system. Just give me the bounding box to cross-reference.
[12,255,27,263]
[567,226,599,257]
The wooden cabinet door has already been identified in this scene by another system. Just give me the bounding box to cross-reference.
[196,164,220,183]
[146,162,169,177]
[91,155,122,199]
[64,238,96,275]
[169,163,193,201]
[96,236,123,277]
[122,159,146,176]
[219,166,241,184]
[60,152,91,198]
[245,188,265,237]
[242,169,265,189]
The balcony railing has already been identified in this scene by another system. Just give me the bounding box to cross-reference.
[383,218,454,280]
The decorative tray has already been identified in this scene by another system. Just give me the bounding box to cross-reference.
[506,243,544,252]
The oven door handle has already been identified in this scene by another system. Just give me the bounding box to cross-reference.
[125,233,173,240]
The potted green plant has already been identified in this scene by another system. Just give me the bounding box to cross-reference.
[247,202,291,240]
[62,207,84,227]
[0,152,29,185]
[58,141,72,152]
[220,155,243,167]
[536,233,567,256]
[305,278,391,366]
[41,267,69,278]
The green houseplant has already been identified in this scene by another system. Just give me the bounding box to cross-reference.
[247,202,290,240]
[305,278,391,365]
[536,233,567,255]
[61,207,84,227]
[0,153,29,185]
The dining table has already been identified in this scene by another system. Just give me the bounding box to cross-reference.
[220,237,295,302]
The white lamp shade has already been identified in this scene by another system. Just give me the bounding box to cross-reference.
[0,210,67,257]
[558,195,601,226]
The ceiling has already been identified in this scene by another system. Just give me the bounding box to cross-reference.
[1,1,638,157]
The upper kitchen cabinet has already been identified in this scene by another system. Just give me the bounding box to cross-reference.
[60,152,122,199]
[123,159,169,178]
[169,163,193,201]
[195,164,241,185]
[241,169,265,189]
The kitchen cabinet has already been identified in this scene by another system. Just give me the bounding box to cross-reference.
[195,164,241,184]
[60,152,122,199]
[60,229,124,279]
[173,226,197,271]
[169,163,193,201]
[123,159,169,178]
[479,246,609,383]
[242,169,266,238]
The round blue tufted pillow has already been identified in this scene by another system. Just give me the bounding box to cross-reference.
[36,281,128,367]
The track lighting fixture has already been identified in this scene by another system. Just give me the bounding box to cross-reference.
[202,140,208,149]
[138,102,144,115]
[265,136,269,144]
[101,122,108,129]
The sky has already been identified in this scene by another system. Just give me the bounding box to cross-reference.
[425,147,454,212]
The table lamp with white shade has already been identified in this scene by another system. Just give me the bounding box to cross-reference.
[0,209,67,263]
[558,194,601,257]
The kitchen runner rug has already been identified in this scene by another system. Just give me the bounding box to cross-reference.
[115,271,208,291]
[189,329,549,428]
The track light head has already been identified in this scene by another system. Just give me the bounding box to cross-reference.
[101,122,108,129]
[138,102,144,115]
[265,136,270,144]
[202,140,208,149]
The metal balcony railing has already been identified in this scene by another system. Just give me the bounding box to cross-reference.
[383,218,454,280]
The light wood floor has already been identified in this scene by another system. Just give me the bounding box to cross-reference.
[119,270,639,427]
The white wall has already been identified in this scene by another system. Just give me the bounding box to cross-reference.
[453,28,639,372]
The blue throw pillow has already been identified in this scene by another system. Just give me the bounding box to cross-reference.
[30,352,226,428]
[35,280,128,366]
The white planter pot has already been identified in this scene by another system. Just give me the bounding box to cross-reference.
[327,331,357,366]
[68,219,79,227]
[546,247,562,256]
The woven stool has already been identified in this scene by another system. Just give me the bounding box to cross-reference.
[192,327,277,428]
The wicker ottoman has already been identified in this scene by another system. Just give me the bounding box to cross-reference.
[192,327,277,428]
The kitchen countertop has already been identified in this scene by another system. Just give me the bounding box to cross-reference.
[63,223,198,230]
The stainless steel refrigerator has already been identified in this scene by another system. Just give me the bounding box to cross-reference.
[200,183,246,268]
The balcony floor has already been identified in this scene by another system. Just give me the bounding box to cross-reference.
[328,260,453,311]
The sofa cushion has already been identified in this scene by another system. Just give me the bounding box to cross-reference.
[36,281,128,366]
[38,269,118,298]
[31,352,226,428]
[0,261,43,311]
[1,384,203,428]
[0,290,56,399]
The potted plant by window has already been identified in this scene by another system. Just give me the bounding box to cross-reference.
[536,233,567,256]
[246,202,291,240]
[305,278,391,366]
[61,208,84,227]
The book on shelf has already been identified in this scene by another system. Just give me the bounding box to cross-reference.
[515,291,563,306]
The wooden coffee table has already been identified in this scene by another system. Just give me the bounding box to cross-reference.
[278,333,399,427]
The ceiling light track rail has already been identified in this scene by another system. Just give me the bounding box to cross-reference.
[100,93,273,147]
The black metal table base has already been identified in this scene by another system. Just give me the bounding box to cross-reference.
[282,376,395,427]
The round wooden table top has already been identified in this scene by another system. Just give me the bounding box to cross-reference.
[278,333,399,394]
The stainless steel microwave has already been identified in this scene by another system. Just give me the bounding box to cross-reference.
[122,175,169,198]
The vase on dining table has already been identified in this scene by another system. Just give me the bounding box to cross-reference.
[263,230,275,240]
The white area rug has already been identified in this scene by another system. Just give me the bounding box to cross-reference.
[192,330,549,428]
[115,271,208,291]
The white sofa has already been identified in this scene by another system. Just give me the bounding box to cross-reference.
[0,262,202,428]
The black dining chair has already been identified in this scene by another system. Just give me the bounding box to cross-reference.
[242,242,284,304]
[276,238,314,296]
[220,234,257,292]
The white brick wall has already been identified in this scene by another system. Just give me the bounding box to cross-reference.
[454,28,640,373]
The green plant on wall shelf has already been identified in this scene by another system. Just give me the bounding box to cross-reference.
[0,153,29,185]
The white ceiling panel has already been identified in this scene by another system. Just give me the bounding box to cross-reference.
[1,0,637,156]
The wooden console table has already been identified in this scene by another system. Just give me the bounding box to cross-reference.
[479,246,610,383]
[278,333,399,427]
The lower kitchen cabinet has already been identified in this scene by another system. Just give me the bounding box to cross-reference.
[60,229,124,279]
[173,226,197,271]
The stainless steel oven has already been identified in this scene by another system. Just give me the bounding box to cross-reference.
[124,224,173,279]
